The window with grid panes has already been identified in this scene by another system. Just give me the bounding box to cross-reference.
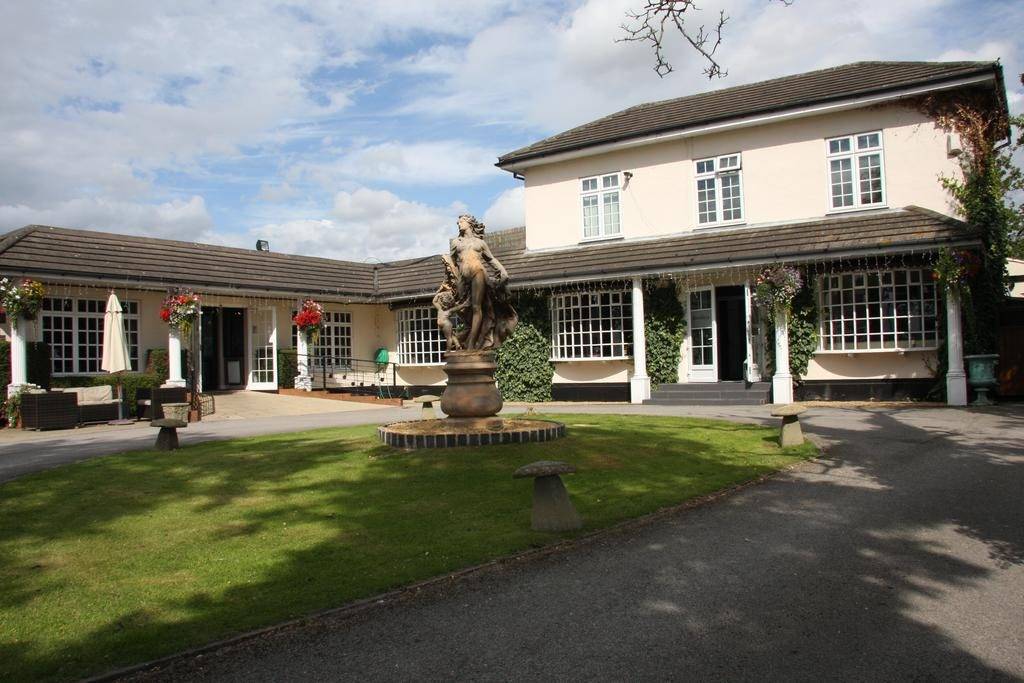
[826,132,885,210]
[41,297,140,375]
[550,290,633,360]
[397,307,446,365]
[580,173,622,239]
[695,154,743,225]
[291,310,353,369]
[819,269,940,351]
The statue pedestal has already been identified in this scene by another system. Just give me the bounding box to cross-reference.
[441,350,503,418]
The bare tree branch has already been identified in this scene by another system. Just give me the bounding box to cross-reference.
[619,0,793,79]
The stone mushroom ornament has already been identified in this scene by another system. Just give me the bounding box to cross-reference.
[514,460,582,532]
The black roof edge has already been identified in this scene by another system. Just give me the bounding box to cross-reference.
[496,62,1002,169]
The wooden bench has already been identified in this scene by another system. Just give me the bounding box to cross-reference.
[151,418,187,451]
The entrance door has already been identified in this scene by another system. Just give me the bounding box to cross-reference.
[200,308,219,391]
[688,288,716,382]
[715,285,746,381]
[247,308,277,390]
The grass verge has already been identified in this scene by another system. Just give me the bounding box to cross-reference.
[0,414,816,681]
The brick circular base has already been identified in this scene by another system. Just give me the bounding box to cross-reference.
[378,419,566,449]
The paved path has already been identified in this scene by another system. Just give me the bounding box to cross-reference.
[129,404,1024,682]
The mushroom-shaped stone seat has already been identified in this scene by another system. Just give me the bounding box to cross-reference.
[770,404,807,447]
[412,394,442,419]
[514,460,581,532]
[151,418,187,451]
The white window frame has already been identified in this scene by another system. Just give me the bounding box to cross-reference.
[694,153,744,227]
[817,268,941,353]
[292,310,353,370]
[580,172,623,242]
[396,306,446,366]
[825,131,886,213]
[41,297,140,376]
[550,289,633,361]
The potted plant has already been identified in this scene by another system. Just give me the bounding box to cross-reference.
[160,290,203,420]
[292,298,324,344]
[753,264,803,314]
[0,278,45,329]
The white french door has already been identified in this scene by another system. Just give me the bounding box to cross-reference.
[688,287,717,382]
[247,307,277,390]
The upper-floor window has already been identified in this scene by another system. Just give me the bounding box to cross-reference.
[41,297,139,375]
[826,132,885,211]
[581,173,622,240]
[397,306,446,365]
[694,153,743,226]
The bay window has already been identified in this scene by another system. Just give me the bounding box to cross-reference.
[581,173,622,240]
[551,289,633,360]
[695,153,743,226]
[819,269,940,352]
[397,306,446,365]
[827,131,885,210]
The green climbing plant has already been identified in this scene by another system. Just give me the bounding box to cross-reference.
[644,282,686,387]
[495,292,554,402]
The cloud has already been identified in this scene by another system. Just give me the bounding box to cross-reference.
[0,196,214,241]
[285,140,503,190]
[250,187,465,261]
[482,186,525,230]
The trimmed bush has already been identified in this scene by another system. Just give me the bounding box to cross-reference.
[496,292,553,402]
[277,348,298,388]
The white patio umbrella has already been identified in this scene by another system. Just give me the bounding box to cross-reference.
[101,292,133,423]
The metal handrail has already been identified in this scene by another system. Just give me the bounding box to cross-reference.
[295,352,399,396]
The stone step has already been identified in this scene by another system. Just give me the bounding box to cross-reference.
[644,397,769,406]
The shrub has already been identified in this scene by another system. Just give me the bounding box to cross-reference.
[495,292,553,402]
[644,283,686,387]
[277,348,298,388]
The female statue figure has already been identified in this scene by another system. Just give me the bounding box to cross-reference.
[438,214,517,351]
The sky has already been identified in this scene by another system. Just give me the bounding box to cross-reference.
[1,0,1021,263]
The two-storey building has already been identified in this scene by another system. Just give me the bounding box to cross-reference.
[1,61,1008,406]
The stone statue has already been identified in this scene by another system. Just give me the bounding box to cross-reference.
[434,215,518,419]
[434,214,517,351]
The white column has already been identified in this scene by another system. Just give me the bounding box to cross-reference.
[294,332,312,391]
[163,327,186,388]
[7,318,28,397]
[630,277,651,404]
[772,307,793,404]
[945,290,967,406]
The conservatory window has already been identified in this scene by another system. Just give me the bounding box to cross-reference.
[826,131,885,210]
[41,297,140,375]
[397,307,446,365]
[291,310,353,369]
[818,269,940,351]
[550,289,633,360]
[695,153,743,225]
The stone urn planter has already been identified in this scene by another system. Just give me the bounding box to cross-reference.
[964,354,999,406]
[163,402,189,423]
[440,350,503,418]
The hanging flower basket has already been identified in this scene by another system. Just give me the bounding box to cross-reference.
[753,265,802,313]
[160,291,201,337]
[293,298,324,345]
[932,248,980,292]
[0,278,45,328]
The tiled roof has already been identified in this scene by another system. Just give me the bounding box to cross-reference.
[0,225,378,301]
[0,208,979,303]
[375,208,979,299]
[498,61,1001,167]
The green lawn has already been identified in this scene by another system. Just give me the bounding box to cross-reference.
[0,414,815,681]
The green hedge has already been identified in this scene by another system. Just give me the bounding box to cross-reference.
[496,292,553,402]
[277,348,298,388]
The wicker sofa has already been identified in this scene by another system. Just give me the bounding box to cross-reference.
[19,390,80,431]
[57,386,121,424]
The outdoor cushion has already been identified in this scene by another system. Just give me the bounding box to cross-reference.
[64,385,117,404]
